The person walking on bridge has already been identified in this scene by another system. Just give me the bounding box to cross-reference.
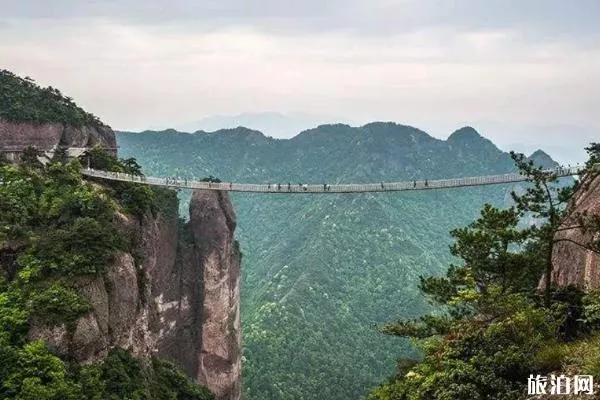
[425,179,428,187]
[413,180,416,188]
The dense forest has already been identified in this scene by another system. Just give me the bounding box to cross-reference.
[0,69,102,127]
[117,124,562,399]
[0,147,213,399]
[369,146,600,399]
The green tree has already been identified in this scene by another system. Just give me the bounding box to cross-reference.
[1,341,80,400]
[20,146,44,170]
[122,157,143,176]
[584,143,600,171]
[50,146,69,165]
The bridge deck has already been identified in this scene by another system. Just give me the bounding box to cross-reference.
[81,166,582,194]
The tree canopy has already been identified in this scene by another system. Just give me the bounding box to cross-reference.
[0,69,102,127]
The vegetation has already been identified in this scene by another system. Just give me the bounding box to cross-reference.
[118,124,544,400]
[368,145,600,399]
[201,176,222,183]
[0,340,213,400]
[74,349,214,400]
[0,69,102,126]
[80,146,161,217]
[0,154,211,399]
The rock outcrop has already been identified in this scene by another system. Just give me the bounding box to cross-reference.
[155,190,242,400]
[27,207,179,362]
[183,190,242,400]
[27,189,242,400]
[0,118,117,158]
[551,172,600,288]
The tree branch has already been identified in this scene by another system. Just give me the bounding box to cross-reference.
[553,238,600,255]
[555,225,584,233]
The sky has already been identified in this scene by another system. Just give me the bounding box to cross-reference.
[1,0,599,163]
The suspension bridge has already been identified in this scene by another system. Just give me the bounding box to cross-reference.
[81,166,584,194]
[1,144,585,193]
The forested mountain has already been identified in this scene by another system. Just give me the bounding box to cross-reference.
[0,69,102,126]
[117,123,557,400]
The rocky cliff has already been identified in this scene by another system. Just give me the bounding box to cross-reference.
[0,118,117,157]
[1,69,241,398]
[551,172,600,288]
[27,188,242,400]
[187,190,241,400]
[157,190,242,400]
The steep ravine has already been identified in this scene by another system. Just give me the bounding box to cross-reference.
[27,188,242,400]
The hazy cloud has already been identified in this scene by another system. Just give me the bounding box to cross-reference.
[0,1,598,163]
[2,0,599,41]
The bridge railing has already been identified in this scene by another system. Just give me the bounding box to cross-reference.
[81,164,586,193]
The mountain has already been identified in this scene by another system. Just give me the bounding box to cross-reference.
[117,123,558,400]
[528,149,559,169]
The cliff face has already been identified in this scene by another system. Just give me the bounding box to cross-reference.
[0,118,117,154]
[28,207,177,362]
[185,190,241,400]
[156,190,242,400]
[28,188,242,400]
[551,173,600,288]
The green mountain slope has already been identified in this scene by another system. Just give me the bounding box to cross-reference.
[117,123,553,400]
[0,69,102,126]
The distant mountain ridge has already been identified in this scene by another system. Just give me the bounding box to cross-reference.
[173,111,356,138]
[116,122,559,400]
[118,123,555,183]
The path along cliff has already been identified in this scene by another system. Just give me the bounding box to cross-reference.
[0,117,117,157]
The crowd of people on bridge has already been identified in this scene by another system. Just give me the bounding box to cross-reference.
[159,177,437,191]
[153,164,579,192]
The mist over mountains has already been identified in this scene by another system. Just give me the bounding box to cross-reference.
[117,122,557,400]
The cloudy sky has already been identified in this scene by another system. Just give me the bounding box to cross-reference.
[1,0,598,163]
